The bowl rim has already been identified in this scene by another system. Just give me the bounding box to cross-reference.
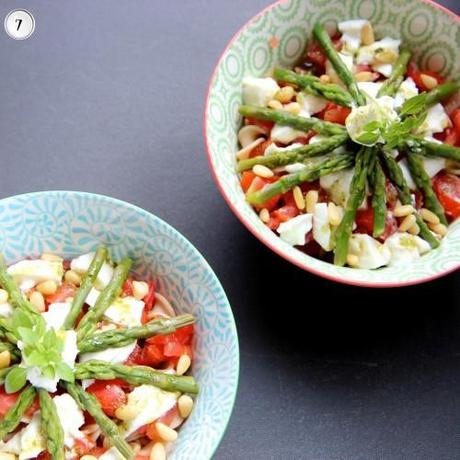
[0,190,240,459]
[203,0,460,288]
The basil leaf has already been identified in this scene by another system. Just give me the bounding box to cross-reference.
[400,92,428,116]
[57,362,74,383]
[5,367,27,394]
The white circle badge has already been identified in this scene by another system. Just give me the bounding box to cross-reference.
[4,9,35,40]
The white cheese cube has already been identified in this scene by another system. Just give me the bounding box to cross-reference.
[326,53,354,85]
[242,77,280,107]
[338,19,370,52]
[42,302,72,331]
[320,168,354,207]
[264,142,304,156]
[53,394,85,448]
[357,81,383,100]
[384,232,431,266]
[70,252,114,290]
[356,37,401,65]
[79,341,136,365]
[297,92,327,116]
[7,259,63,288]
[415,103,452,137]
[104,296,144,327]
[313,203,333,251]
[270,124,306,144]
[277,214,313,246]
[394,77,419,108]
[0,302,13,317]
[348,234,391,269]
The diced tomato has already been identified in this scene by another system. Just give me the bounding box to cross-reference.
[267,216,281,230]
[247,176,281,212]
[74,436,97,456]
[141,280,156,323]
[25,396,39,417]
[355,208,398,240]
[244,117,274,132]
[88,447,107,457]
[292,131,316,145]
[299,180,329,202]
[45,283,76,304]
[125,343,144,365]
[382,214,398,240]
[249,139,272,158]
[63,259,71,270]
[320,103,351,125]
[240,171,257,193]
[443,127,460,146]
[0,389,20,417]
[36,452,51,460]
[140,343,165,366]
[433,172,460,219]
[451,108,460,133]
[135,456,150,460]
[86,381,127,418]
[407,63,444,91]
[306,44,327,71]
[282,191,297,208]
[122,277,134,296]
[271,205,299,223]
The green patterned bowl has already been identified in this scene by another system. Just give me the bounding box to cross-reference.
[0,191,239,460]
[204,0,460,287]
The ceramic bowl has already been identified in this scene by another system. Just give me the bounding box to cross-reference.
[204,0,460,287]
[0,191,239,460]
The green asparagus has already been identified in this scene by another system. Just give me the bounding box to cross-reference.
[76,257,132,341]
[75,361,199,394]
[239,105,346,136]
[313,23,366,106]
[369,154,387,237]
[422,139,460,161]
[406,152,447,225]
[380,150,440,248]
[273,68,354,107]
[334,148,373,266]
[64,383,133,459]
[246,152,355,206]
[78,314,195,352]
[377,49,411,97]
[0,386,36,440]
[237,133,348,172]
[39,389,65,460]
[64,247,108,330]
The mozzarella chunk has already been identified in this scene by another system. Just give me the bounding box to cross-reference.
[309,134,328,144]
[338,19,370,52]
[121,385,178,436]
[326,53,354,85]
[394,77,418,108]
[357,81,383,100]
[398,158,416,190]
[384,232,431,266]
[264,142,304,156]
[271,124,306,144]
[373,63,393,78]
[99,447,125,460]
[71,252,114,290]
[53,394,85,448]
[0,302,13,317]
[242,77,280,107]
[7,259,63,288]
[79,341,136,364]
[104,296,144,327]
[85,287,101,307]
[284,163,307,173]
[297,92,327,116]
[277,214,313,246]
[313,203,333,251]
[422,157,446,178]
[320,168,354,207]
[415,103,452,137]
[0,413,46,460]
[43,302,71,331]
[356,37,401,65]
[348,234,391,269]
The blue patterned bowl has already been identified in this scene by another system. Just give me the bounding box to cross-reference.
[0,191,239,460]
[204,0,460,287]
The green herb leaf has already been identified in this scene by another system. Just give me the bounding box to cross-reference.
[56,362,74,383]
[42,365,55,379]
[357,131,381,145]
[400,92,428,116]
[5,367,27,394]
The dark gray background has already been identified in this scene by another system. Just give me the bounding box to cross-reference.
[1,1,459,459]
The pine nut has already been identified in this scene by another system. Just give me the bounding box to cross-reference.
[393,204,415,217]
[408,223,420,235]
[420,208,440,225]
[293,186,305,210]
[178,395,194,418]
[155,422,178,442]
[361,22,375,45]
[374,49,397,64]
[0,351,11,369]
[0,289,8,304]
[430,223,447,236]
[132,281,149,300]
[283,102,301,114]
[305,190,318,214]
[65,270,81,286]
[40,253,63,262]
[130,442,141,454]
[115,404,138,421]
[236,137,265,161]
[36,280,58,296]
[176,354,191,376]
[319,74,331,84]
[275,86,295,103]
[29,291,45,312]
[0,454,17,460]
[420,74,438,90]
[399,214,416,232]
[259,208,270,223]
[327,202,342,226]
[347,254,359,267]
[355,71,375,82]
[81,456,98,460]
[150,443,166,460]
[252,164,274,178]
[268,99,283,110]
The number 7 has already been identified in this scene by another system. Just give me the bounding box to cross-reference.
[15,18,22,31]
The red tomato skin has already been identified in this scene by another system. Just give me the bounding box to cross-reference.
[45,283,76,305]
[320,103,351,125]
[0,389,20,418]
[433,172,460,219]
[141,280,156,324]
[74,436,97,456]
[249,139,273,159]
[86,381,127,418]
[240,171,256,193]
[407,63,444,91]
[247,176,281,212]
[355,208,398,241]
[271,205,299,223]
[244,117,274,132]
[122,277,134,296]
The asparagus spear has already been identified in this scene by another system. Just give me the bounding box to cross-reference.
[78,314,195,352]
[237,133,348,172]
[312,23,366,106]
[273,68,354,107]
[0,386,36,440]
[76,257,132,341]
[377,49,411,97]
[75,361,199,394]
[239,105,346,136]
[38,389,65,460]
[369,154,387,238]
[334,148,373,266]
[422,139,460,162]
[406,152,447,225]
[246,153,355,206]
[64,247,108,330]
[380,150,440,248]
[64,383,133,460]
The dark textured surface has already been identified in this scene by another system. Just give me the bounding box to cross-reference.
[1,1,459,459]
